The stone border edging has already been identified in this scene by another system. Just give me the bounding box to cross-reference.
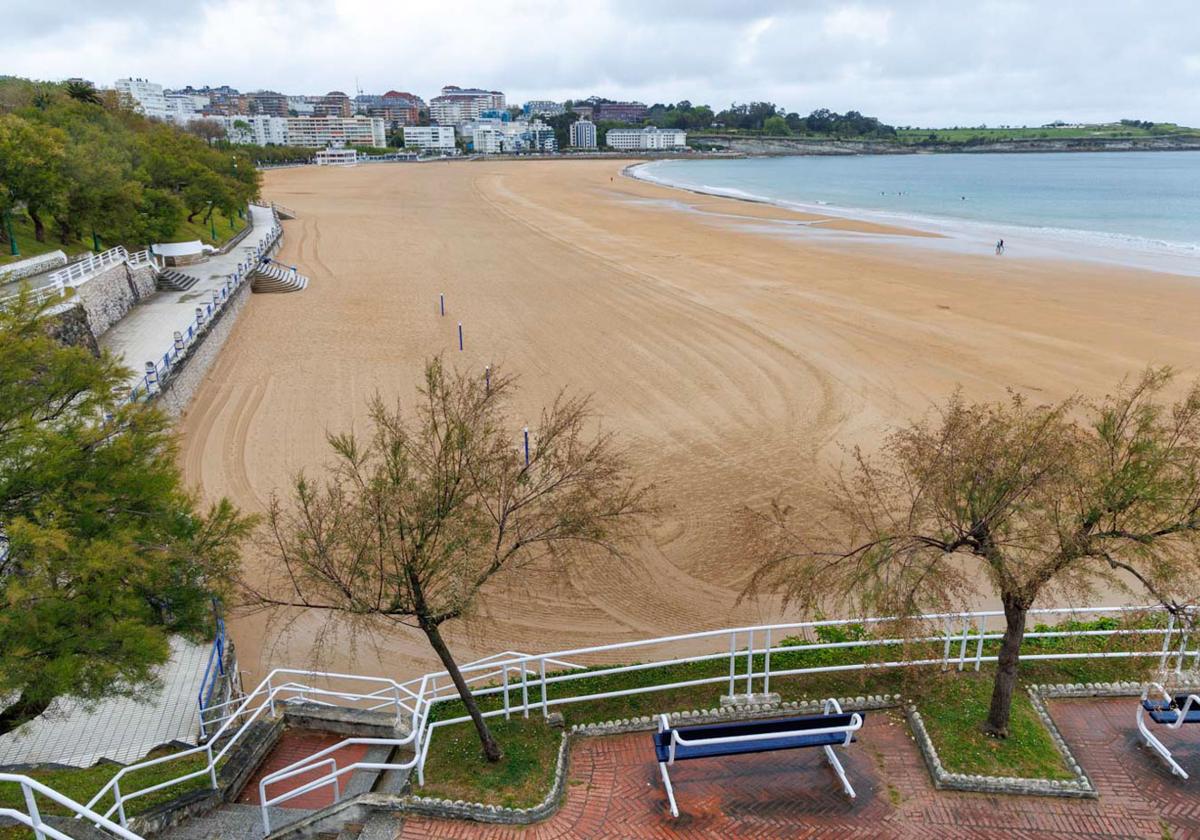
[399,728,571,824]
[903,680,1143,799]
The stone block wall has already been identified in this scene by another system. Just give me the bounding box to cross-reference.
[42,302,100,356]
[156,280,251,418]
[0,250,67,284]
[74,261,157,338]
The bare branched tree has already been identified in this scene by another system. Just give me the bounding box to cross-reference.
[745,368,1200,737]
[243,357,653,761]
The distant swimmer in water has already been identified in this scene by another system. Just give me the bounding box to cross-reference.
[961,195,966,200]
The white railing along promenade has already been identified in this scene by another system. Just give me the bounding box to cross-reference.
[0,773,143,840]
[0,600,1185,835]
[124,221,280,404]
[1,603,1182,837]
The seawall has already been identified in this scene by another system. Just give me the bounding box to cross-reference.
[156,279,251,418]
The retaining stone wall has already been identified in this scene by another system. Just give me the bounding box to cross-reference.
[156,280,250,418]
[42,302,99,356]
[75,261,156,338]
[0,250,67,284]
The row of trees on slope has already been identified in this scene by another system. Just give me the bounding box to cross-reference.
[0,77,260,252]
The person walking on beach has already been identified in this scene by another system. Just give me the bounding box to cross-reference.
[995,239,1005,255]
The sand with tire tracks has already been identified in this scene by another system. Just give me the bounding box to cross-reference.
[176,159,1200,682]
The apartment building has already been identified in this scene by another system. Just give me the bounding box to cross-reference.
[286,115,386,148]
[604,126,687,150]
[114,78,168,120]
[402,125,456,152]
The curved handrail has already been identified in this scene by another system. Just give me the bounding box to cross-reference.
[1,772,144,840]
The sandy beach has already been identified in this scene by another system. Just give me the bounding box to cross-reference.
[177,158,1200,681]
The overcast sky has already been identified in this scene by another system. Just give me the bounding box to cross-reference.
[5,0,1198,126]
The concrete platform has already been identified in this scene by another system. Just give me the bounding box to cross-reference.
[0,636,209,768]
[100,205,278,393]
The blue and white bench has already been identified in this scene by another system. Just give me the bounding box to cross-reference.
[1137,683,1200,778]
[651,699,864,817]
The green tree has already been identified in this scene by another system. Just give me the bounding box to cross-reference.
[0,296,254,736]
[746,370,1200,738]
[246,359,653,761]
[0,114,67,242]
[63,80,102,106]
[763,115,791,135]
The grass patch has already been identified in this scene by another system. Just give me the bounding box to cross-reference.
[0,213,88,267]
[0,744,217,836]
[918,670,1071,779]
[177,208,246,248]
[419,717,562,809]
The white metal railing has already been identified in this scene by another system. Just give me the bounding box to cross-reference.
[1,246,160,312]
[124,220,280,405]
[1,772,144,840]
[76,667,421,835]
[42,603,1195,837]
[46,246,130,288]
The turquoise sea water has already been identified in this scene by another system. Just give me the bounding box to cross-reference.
[634,152,1200,273]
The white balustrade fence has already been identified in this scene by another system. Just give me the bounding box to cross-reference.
[0,247,159,312]
[1,603,1186,838]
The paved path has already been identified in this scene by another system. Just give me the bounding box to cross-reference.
[99,205,277,393]
[396,699,1200,839]
[0,636,208,767]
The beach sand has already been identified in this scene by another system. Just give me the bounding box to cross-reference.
[178,159,1200,681]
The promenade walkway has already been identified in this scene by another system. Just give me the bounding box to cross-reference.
[396,699,1200,839]
[0,637,208,768]
[99,205,278,393]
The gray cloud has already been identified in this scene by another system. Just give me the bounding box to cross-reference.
[2,0,1197,125]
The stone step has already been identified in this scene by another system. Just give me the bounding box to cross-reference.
[157,269,200,291]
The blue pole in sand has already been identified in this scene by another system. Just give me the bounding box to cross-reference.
[523,427,530,466]
[458,322,463,351]
[485,365,491,393]
[440,293,445,316]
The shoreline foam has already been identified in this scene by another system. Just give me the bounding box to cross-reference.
[626,159,1200,278]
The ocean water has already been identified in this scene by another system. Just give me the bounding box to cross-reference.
[633,152,1200,275]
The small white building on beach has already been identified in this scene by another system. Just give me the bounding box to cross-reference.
[315,146,358,166]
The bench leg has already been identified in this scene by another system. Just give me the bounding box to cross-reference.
[1137,707,1190,779]
[823,745,856,798]
[658,761,680,818]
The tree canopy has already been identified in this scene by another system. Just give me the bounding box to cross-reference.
[246,358,653,761]
[0,295,253,736]
[0,76,259,250]
[745,371,1200,737]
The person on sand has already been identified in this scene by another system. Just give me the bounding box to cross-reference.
[995,240,1002,255]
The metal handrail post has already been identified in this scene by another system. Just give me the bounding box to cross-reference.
[728,632,737,696]
[764,628,772,696]
[540,658,548,717]
[206,742,218,789]
[957,617,970,671]
[113,779,126,826]
[503,667,511,720]
[521,664,529,718]
[21,782,45,840]
[745,628,753,696]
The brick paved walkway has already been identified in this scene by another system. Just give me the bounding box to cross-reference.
[238,730,371,809]
[397,700,1200,839]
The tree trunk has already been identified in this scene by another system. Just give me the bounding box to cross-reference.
[421,619,503,762]
[0,690,52,738]
[28,209,45,243]
[983,595,1029,738]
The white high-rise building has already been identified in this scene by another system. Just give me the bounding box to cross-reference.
[215,115,290,146]
[472,126,504,154]
[285,116,386,148]
[570,119,597,149]
[402,126,456,152]
[115,78,168,120]
[430,86,505,125]
[604,126,687,150]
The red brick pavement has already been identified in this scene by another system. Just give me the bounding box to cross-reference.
[238,729,371,809]
[396,700,1200,839]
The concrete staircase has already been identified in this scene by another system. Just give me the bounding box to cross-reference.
[158,269,200,291]
[251,262,308,294]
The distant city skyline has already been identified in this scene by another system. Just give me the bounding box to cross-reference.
[5,0,1199,127]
